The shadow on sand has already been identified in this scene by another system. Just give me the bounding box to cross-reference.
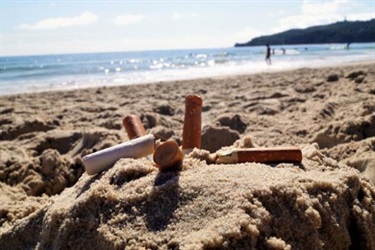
[144,164,181,231]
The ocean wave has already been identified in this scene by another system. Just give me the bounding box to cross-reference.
[0,64,62,73]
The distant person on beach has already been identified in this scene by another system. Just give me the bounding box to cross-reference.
[346,42,351,50]
[281,48,286,54]
[265,44,271,65]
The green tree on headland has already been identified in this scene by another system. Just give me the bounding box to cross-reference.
[235,19,375,47]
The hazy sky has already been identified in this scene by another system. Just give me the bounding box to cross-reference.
[1,0,374,56]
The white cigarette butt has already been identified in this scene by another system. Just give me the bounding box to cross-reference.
[83,134,155,175]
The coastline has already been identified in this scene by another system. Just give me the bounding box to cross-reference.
[1,44,374,96]
[1,62,374,248]
[1,60,374,98]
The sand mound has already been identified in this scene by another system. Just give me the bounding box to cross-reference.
[1,144,374,249]
[322,137,375,184]
[201,126,240,153]
[0,182,49,235]
[0,117,56,141]
[0,129,124,196]
[312,114,375,149]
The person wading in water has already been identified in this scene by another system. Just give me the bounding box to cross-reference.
[265,44,271,65]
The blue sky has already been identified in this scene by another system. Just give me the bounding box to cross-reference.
[1,0,374,56]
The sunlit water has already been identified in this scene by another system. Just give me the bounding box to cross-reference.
[1,43,374,95]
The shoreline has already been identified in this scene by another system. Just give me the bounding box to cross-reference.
[0,60,375,99]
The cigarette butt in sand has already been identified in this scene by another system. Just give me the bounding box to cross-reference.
[123,115,147,139]
[153,141,183,171]
[182,95,202,154]
[83,134,155,175]
[216,147,302,164]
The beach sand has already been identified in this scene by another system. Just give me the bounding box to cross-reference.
[0,63,374,249]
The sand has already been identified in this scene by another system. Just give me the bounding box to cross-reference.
[0,63,374,249]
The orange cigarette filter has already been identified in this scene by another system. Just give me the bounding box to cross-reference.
[153,141,183,171]
[216,147,302,164]
[182,95,202,152]
[123,115,147,140]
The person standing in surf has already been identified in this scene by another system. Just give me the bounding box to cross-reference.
[265,44,271,65]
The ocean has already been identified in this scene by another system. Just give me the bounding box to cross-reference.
[1,43,374,96]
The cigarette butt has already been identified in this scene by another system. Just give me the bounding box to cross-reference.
[83,134,155,175]
[123,115,147,139]
[153,141,183,171]
[182,95,202,153]
[216,147,302,164]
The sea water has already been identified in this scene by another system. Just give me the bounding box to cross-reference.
[1,43,374,95]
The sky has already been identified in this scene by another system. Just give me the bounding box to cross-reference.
[1,0,374,56]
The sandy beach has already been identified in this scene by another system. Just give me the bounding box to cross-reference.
[0,63,374,249]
